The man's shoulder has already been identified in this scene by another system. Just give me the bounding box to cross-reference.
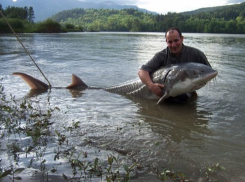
[184,45,204,54]
[155,48,168,56]
[183,45,210,66]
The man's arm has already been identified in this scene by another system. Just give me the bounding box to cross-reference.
[138,69,164,97]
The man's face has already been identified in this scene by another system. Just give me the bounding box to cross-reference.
[166,30,183,55]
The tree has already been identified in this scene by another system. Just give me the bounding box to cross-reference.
[36,19,63,33]
[49,3,245,33]
[131,17,141,31]
[65,23,75,29]
[4,6,28,19]
[28,6,35,22]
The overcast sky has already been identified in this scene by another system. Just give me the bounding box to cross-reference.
[81,0,244,14]
[11,0,244,14]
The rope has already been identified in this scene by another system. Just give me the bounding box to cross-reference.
[0,10,52,89]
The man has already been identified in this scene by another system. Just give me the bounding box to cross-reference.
[138,27,211,99]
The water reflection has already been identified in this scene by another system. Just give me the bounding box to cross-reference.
[115,94,216,180]
[68,88,86,98]
[24,87,86,98]
[25,85,213,147]
[1,33,245,181]
[27,89,48,98]
[127,95,212,144]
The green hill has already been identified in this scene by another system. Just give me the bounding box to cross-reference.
[1,2,245,34]
[51,2,245,33]
[51,8,157,32]
[181,2,245,17]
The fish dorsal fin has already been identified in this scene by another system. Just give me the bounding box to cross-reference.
[66,74,88,89]
[13,72,49,90]
[156,93,169,105]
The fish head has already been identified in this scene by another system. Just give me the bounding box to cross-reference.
[184,63,218,90]
[163,63,218,97]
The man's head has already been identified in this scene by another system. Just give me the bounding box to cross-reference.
[165,27,184,56]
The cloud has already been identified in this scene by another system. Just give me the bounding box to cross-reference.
[136,0,229,14]
[79,0,244,14]
[81,0,140,5]
[226,0,244,4]
[82,0,242,14]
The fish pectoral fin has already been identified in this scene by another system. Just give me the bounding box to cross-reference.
[156,93,169,105]
[66,74,88,89]
[13,72,49,90]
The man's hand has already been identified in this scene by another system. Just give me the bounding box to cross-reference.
[149,83,164,97]
[138,69,164,97]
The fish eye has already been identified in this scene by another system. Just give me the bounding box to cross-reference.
[192,71,198,76]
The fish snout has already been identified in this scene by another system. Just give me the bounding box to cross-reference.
[207,70,218,81]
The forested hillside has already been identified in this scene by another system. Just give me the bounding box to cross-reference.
[182,2,245,16]
[52,9,156,32]
[0,0,156,21]
[1,2,245,33]
[51,2,245,33]
[0,5,65,33]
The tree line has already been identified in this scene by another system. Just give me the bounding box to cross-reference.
[51,2,245,33]
[0,4,64,33]
[1,2,245,34]
[2,5,35,22]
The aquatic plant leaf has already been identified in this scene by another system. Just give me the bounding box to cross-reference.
[50,167,57,173]
[0,169,12,178]
[219,166,226,170]
[14,168,25,173]
[63,173,68,180]
[123,164,129,172]
[14,176,22,180]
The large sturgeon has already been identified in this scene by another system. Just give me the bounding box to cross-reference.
[13,63,218,104]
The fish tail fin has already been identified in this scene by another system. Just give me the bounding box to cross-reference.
[13,72,49,90]
[66,74,88,89]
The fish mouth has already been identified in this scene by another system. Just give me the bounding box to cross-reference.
[194,83,206,90]
[193,70,218,90]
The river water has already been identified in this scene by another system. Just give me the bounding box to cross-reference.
[1,32,245,181]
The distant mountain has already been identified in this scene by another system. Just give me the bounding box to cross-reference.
[0,0,157,22]
[181,2,245,15]
[181,6,225,15]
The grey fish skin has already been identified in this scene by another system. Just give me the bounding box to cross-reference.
[104,63,218,104]
[154,63,218,104]
[104,79,155,98]
[13,63,218,104]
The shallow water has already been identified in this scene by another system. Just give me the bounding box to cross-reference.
[1,32,245,181]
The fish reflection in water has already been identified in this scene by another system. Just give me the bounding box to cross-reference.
[26,87,86,98]
[128,95,212,142]
[25,86,212,148]
[122,95,215,179]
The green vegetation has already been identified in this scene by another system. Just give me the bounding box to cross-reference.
[51,2,245,33]
[1,2,245,33]
[35,19,63,33]
[0,5,66,33]
[0,76,226,181]
[0,82,139,181]
[1,5,34,22]
[52,8,156,32]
